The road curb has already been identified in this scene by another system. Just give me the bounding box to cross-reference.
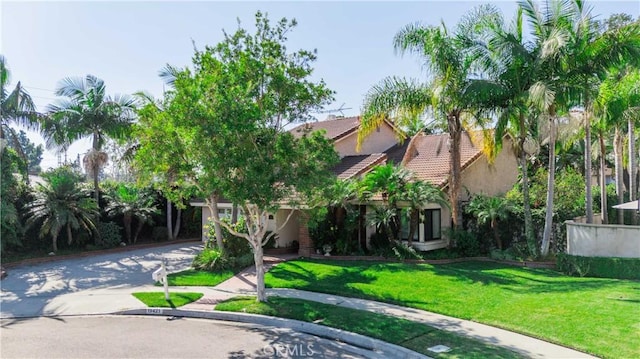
[116,308,431,359]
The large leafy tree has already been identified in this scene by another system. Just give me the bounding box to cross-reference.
[44,75,137,206]
[138,12,338,302]
[358,5,496,230]
[5,129,44,174]
[25,167,99,252]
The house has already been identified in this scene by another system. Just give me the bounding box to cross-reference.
[191,116,518,254]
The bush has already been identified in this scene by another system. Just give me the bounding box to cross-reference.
[192,248,254,271]
[152,226,168,242]
[557,254,640,280]
[97,221,123,248]
[448,229,482,257]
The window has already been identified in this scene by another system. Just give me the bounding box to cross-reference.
[217,208,233,219]
[423,209,441,241]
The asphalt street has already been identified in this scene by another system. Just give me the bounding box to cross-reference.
[0,315,373,358]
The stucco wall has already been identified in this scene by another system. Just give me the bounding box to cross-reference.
[335,124,399,157]
[274,209,299,247]
[566,221,640,258]
[460,139,518,200]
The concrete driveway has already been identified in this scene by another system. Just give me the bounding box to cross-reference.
[0,242,203,318]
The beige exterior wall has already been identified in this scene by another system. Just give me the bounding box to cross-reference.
[460,139,518,200]
[567,221,640,258]
[335,124,399,157]
[274,209,299,248]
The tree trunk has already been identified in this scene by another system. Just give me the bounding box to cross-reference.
[124,213,132,244]
[407,210,419,246]
[209,193,225,251]
[519,116,536,255]
[66,223,73,245]
[629,117,637,225]
[52,233,58,252]
[599,132,609,224]
[254,244,267,302]
[134,220,145,244]
[231,204,238,224]
[614,127,625,224]
[541,113,556,256]
[491,218,502,250]
[448,112,463,230]
[172,207,182,240]
[584,110,593,223]
[166,199,173,241]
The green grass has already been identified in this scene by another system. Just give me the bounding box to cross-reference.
[265,259,640,359]
[216,296,523,359]
[162,269,235,286]
[132,292,204,308]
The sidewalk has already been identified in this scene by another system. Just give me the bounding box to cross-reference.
[179,257,595,359]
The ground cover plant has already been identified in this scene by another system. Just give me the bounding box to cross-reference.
[132,292,203,308]
[265,259,640,359]
[162,269,235,286]
[216,296,523,359]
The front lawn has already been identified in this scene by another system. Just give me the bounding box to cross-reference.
[265,259,640,359]
[163,269,235,286]
[132,292,203,308]
[216,296,523,359]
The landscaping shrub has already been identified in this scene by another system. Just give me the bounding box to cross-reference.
[97,221,123,248]
[557,253,640,280]
[448,229,482,257]
[192,247,254,271]
[152,226,168,242]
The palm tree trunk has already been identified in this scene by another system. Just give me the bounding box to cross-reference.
[407,210,419,246]
[599,132,608,224]
[491,219,502,250]
[134,220,144,243]
[448,113,463,230]
[231,204,238,224]
[52,233,59,252]
[614,126,625,224]
[519,116,536,255]
[172,207,182,240]
[584,110,593,223]
[628,117,637,225]
[66,223,73,245]
[166,199,173,241]
[92,133,100,206]
[124,214,132,244]
[541,113,556,256]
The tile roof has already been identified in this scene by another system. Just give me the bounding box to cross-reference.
[333,153,387,179]
[402,132,484,187]
[290,116,361,141]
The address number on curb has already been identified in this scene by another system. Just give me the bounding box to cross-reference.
[146,308,163,315]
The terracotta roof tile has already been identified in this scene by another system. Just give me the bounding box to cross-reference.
[402,132,484,187]
[333,153,387,179]
[290,116,361,141]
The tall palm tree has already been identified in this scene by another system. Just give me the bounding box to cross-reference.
[358,6,496,229]
[0,55,39,173]
[45,75,137,206]
[469,5,541,255]
[563,5,640,224]
[105,184,159,244]
[25,167,99,252]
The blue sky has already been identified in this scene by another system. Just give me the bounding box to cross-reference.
[2,0,638,170]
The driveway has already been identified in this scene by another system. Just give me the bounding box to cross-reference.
[0,242,203,318]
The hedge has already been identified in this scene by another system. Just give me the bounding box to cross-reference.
[557,253,640,280]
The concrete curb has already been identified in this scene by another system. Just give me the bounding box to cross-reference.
[116,308,431,359]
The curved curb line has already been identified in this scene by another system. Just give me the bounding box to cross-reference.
[115,308,431,359]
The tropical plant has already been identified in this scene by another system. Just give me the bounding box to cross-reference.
[400,180,448,246]
[466,194,515,250]
[358,5,498,230]
[24,166,99,252]
[44,75,137,207]
[0,55,40,177]
[104,184,159,244]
